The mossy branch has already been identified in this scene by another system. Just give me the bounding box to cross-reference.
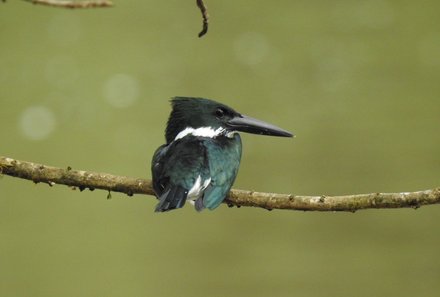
[1,156,439,212]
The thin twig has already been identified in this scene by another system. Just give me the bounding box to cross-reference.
[22,0,113,9]
[196,0,209,37]
[1,156,439,212]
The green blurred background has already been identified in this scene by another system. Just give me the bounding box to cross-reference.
[1,0,440,296]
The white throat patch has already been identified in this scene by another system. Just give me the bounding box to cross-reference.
[174,126,226,141]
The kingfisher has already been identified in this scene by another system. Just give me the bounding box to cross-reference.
[151,97,293,212]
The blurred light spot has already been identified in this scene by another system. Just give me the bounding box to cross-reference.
[47,13,81,46]
[103,74,140,108]
[418,33,440,67]
[19,106,56,141]
[234,32,270,66]
[331,0,394,30]
[354,0,394,29]
[45,55,79,89]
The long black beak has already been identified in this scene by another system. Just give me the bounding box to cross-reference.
[227,114,293,137]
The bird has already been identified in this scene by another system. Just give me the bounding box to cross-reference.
[151,97,293,212]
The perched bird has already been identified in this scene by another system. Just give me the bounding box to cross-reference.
[151,97,293,212]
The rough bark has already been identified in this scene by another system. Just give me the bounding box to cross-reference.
[2,156,439,212]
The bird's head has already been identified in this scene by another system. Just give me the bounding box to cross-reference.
[165,97,293,143]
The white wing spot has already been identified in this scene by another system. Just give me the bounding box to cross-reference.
[187,175,211,200]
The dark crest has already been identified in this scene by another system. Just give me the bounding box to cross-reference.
[165,97,239,143]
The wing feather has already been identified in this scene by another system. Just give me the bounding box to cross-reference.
[197,137,242,210]
[152,138,209,211]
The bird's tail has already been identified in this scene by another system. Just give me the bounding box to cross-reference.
[155,186,188,212]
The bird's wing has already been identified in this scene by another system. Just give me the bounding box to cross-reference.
[196,139,241,211]
[152,138,209,212]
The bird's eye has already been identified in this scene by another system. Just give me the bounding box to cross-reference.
[215,108,225,118]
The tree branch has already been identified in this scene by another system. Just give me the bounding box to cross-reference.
[22,0,113,9]
[196,0,209,37]
[16,0,209,37]
[1,156,439,212]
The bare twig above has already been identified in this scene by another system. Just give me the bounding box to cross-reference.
[196,0,209,37]
[17,0,209,37]
[22,0,113,9]
[1,156,439,212]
